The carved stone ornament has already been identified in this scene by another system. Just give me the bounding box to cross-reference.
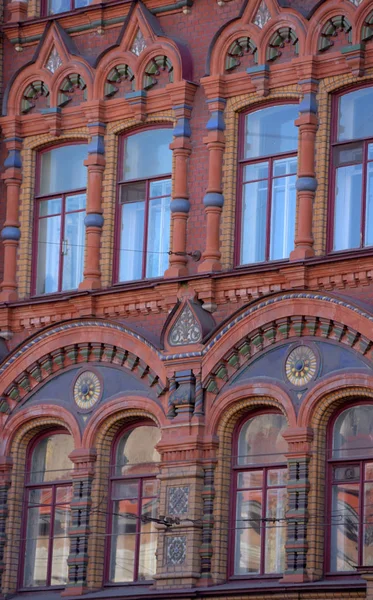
[45,47,63,73]
[131,29,147,56]
[168,305,202,346]
[74,370,102,411]
[253,0,271,29]
[285,346,317,387]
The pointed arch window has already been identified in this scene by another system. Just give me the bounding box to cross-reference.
[107,423,161,583]
[21,431,74,589]
[231,412,288,576]
[328,403,373,572]
[33,143,88,295]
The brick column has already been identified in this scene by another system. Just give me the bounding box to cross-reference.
[281,427,313,583]
[7,0,27,22]
[79,123,105,291]
[290,81,318,261]
[165,82,197,278]
[0,457,12,594]
[0,130,22,303]
[62,448,96,596]
[198,97,226,273]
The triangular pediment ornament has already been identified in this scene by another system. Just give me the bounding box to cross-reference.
[115,1,164,51]
[164,299,215,349]
[45,46,63,73]
[253,0,271,28]
[169,304,202,347]
[131,28,147,56]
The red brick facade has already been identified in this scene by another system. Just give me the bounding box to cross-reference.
[2,0,373,599]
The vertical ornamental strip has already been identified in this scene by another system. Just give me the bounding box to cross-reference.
[79,122,105,291]
[290,81,318,260]
[0,457,12,593]
[165,82,197,278]
[0,128,22,303]
[198,97,226,273]
[281,427,313,583]
[62,448,96,596]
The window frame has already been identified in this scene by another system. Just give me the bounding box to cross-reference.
[113,125,173,285]
[104,420,160,586]
[235,101,299,268]
[229,410,288,579]
[41,0,91,18]
[325,400,373,575]
[18,429,73,591]
[31,142,87,297]
[328,83,373,255]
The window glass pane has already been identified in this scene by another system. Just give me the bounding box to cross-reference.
[109,499,137,582]
[61,206,85,291]
[115,426,161,476]
[273,157,297,177]
[368,144,373,161]
[40,145,88,195]
[30,434,73,483]
[51,503,70,585]
[244,105,298,159]
[366,463,373,480]
[234,489,262,574]
[243,162,269,182]
[332,405,373,459]
[122,129,173,180]
[24,503,51,587]
[364,482,373,566]
[330,483,359,571]
[149,178,171,199]
[139,497,157,580]
[237,414,287,466]
[66,194,86,212]
[334,144,363,167]
[237,471,263,489]
[333,465,360,482]
[143,480,159,497]
[39,198,62,217]
[265,488,286,573]
[337,87,373,142]
[267,468,288,486]
[47,0,70,14]
[146,195,171,278]
[112,481,139,499]
[36,213,61,295]
[119,198,145,282]
[365,162,373,246]
[55,486,72,504]
[270,163,296,260]
[333,164,362,251]
[240,179,268,264]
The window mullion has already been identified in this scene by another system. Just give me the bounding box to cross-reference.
[265,159,273,262]
[58,195,66,293]
[142,180,150,278]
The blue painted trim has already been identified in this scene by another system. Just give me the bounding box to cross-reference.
[299,93,317,114]
[84,213,104,228]
[4,137,22,144]
[40,107,62,114]
[207,111,225,132]
[203,192,224,207]
[173,118,191,138]
[296,177,318,192]
[87,122,106,128]
[173,104,193,111]
[247,64,270,74]
[170,198,190,213]
[4,150,21,169]
[125,90,147,100]
[88,135,105,155]
[1,226,20,241]
[206,98,227,105]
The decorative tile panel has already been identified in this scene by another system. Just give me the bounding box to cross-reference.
[253,0,271,29]
[131,29,146,56]
[168,305,202,346]
[45,47,62,73]
[348,0,363,5]
[168,486,189,516]
[166,536,187,565]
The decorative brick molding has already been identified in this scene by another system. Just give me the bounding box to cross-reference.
[0,457,12,593]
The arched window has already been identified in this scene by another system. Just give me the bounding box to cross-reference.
[237,104,298,265]
[328,403,373,572]
[232,412,288,576]
[116,128,173,282]
[33,143,88,295]
[107,423,161,583]
[21,431,74,588]
[330,86,373,252]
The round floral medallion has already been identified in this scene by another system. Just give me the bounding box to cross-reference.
[285,346,317,387]
[74,370,101,411]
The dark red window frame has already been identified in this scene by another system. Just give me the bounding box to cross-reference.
[325,400,373,575]
[18,429,72,591]
[32,142,87,296]
[234,101,298,267]
[104,420,159,585]
[114,126,172,284]
[328,83,373,254]
[41,0,92,17]
[229,410,287,579]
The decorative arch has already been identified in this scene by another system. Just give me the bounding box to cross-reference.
[266,26,299,62]
[0,318,168,416]
[318,15,352,52]
[21,80,50,114]
[57,72,87,108]
[142,54,173,90]
[306,1,356,55]
[225,35,258,72]
[201,292,373,397]
[104,63,135,99]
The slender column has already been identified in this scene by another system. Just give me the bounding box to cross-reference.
[62,448,96,596]
[165,82,197,278]
[198,98,226,273]
[0,135,22,303]
[0,457,12,595]
[290,83,318,260]
[281,427,313,584]
[79,124,105,291]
